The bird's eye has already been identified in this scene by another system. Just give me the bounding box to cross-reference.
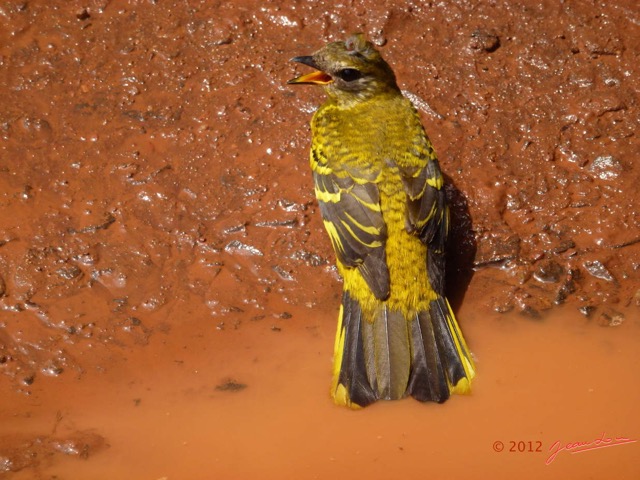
[336,68,362,82]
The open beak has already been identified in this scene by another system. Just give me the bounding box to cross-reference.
[287,56,333,85]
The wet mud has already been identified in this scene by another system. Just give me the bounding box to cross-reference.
[1,1,638,478]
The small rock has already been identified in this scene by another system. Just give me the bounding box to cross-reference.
[520,305,542,320]
[272,265,294,281]
[224,240,263,256]
[76,8,90,20]
[215,379,247,392]
[587,155,623,180]
[493,303,514,314]
[474,232,521,267]
[51,431,107,459]
[533,259,563,283]
[221,222,247,235]
[598,309,624,327]
[578,305,596,317]
[515,288,553,318]
[41,362,64,376]
[291,249,328,266]
[583,260,615,282]
[255,218,298,228]
[278,199,307,212]
[555,268,579,304]
[470,29,501,52]
[56,266,82,280]
[555,281,575,304]
[552,240,576,255]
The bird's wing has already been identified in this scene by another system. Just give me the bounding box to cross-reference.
[311,145,390,300]
[399,152,449,296]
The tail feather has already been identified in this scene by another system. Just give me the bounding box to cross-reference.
[370,306,410,400]
[407,309,449,402]
[430,297,475,394]
[332,291,475,408]
[407,297,475,401]
[332,291,377,408]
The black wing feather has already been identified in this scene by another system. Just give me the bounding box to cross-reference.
[312,146,390,300]
[400,155,449,296]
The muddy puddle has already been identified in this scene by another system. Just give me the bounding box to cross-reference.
[1,299,638,479]
[1,1,639,479]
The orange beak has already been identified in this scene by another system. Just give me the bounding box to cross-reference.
[287,56,333,85]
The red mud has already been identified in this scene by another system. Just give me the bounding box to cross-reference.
[1,1,638,478]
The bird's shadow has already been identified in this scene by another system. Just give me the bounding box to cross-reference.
[444,175,477,313]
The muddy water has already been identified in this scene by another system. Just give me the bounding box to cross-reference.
[1,1,639,479]
[1,298,638,479]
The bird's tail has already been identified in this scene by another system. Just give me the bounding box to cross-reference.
[331,290,475,408]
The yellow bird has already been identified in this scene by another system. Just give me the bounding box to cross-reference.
[288,34,475,408]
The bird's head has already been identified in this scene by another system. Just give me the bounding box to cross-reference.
[288,34,399,105]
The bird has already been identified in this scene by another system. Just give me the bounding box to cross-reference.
[288,33,475,408]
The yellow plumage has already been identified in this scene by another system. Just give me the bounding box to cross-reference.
[289,34,475,408]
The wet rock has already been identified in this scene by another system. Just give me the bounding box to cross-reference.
[578,305,596,317]
[56,266,82,280]
[72,251,99,266]
[215,379,247,392]
[41,361,64,377]
[583,260,615,282]
[611,237,640,249]
[474,231,521,268]
[13,117,53,143]
[587,155,623,180]
[551,240,576,255]
[597,309,624,327]
[277,199,307,212]
[520,305,542,320]
[554,268,580,304]
[51,431,107,459]
[119,316,151,345]
[403,90,445,120]
[554,142,585,166]
[254,218,298,228]
[583,33,624,57]
[272,265,294,281]
[291,249,328,267]
[224,240,263,257]
[67,214,116,234]
[514,287,554,318]
[0,431,107,473]
[220,221,247,235]
[491,296,514,314]
[533,259,563,283]
[469,29,501,52]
